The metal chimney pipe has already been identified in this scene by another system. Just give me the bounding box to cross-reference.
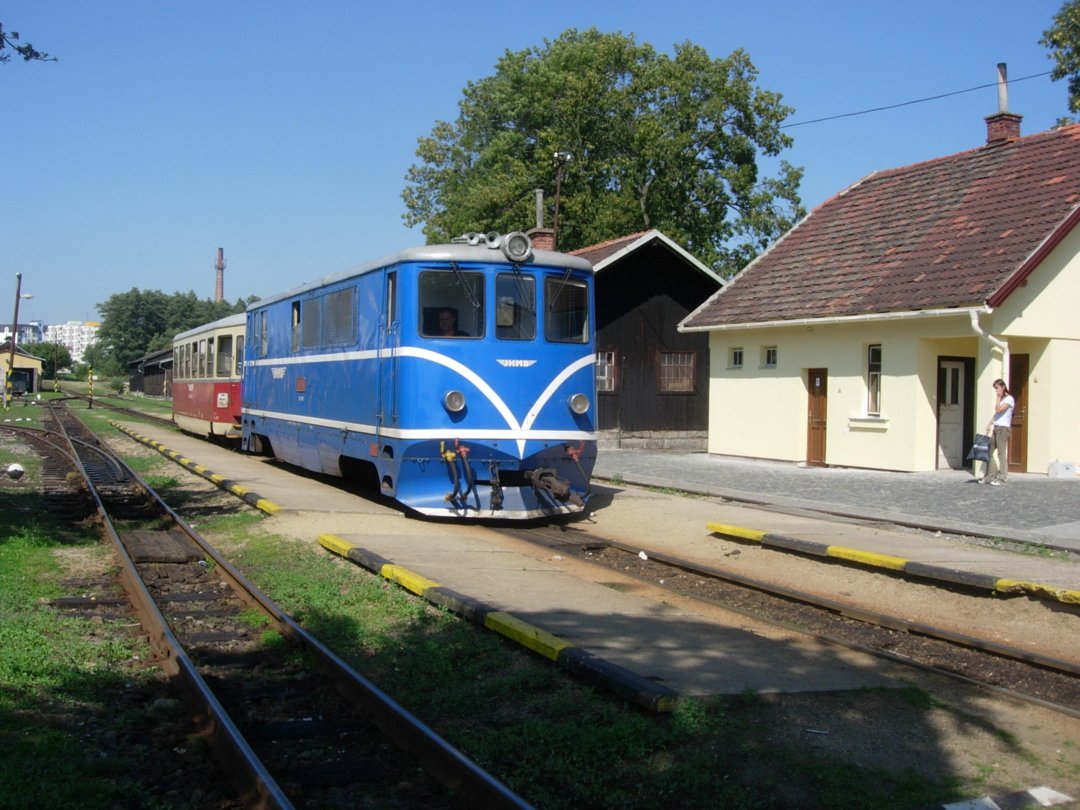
[215,248,225,303]
[996,63,1008,113]
[534,189,544,229]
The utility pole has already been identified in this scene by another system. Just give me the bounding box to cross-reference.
[5,273,23,410]
[552,151,573,251]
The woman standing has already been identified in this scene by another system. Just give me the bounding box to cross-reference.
[982,379,1015,486]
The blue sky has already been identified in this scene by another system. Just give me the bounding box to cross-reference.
[2,0,1069,325]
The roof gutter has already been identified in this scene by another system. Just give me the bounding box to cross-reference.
[679,306,981,333]
[969,306,1008,379]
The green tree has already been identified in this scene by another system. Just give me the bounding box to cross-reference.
[23,342,71,378]
[0,21,56,63]
[1042,0,1080,114]
[403,28,803,276]
[79,342,122,378]
[96,289,248,368]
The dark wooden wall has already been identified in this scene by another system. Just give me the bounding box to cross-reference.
[128,351,173,397]
[594,244,719,432]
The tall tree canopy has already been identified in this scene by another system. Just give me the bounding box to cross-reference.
[403,28,803,276]
[96,289,249,368]
[23,342,71,378]
[1042,0,1080,113]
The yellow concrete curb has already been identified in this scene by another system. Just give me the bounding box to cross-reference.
[484,612,575,661]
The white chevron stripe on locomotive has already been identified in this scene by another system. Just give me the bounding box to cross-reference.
[247,348,597,457]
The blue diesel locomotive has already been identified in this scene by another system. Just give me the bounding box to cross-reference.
[241,231,597,518]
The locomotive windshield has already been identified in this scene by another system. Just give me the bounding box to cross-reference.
[419,270,484,338]
[545,275,589,343]
[495,272,536,340]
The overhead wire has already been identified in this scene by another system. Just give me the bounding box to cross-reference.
[781,70,1053,128]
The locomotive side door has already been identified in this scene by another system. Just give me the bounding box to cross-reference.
[376,271,399,434]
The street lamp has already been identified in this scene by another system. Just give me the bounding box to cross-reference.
[5,273,33,408]
[552,150,573,251]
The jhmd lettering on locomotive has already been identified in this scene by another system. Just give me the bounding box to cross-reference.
[240,231,597,519]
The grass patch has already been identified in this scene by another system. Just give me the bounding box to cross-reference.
[0,518,182,809]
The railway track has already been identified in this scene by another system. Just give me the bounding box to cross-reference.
[58,392,1080,716]
[54,390,176,428]
[509,525,1080,717]
[31,402,529,809]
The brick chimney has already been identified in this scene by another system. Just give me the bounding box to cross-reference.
[985,63,1022,145]
[527,228,555,251]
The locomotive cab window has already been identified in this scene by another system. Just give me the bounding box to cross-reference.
[495,272,535,340]
[419,270,484,338]
[545,275,589,343]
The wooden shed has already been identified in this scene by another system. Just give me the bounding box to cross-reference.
[571,230,723,450]
[128,347,174,397]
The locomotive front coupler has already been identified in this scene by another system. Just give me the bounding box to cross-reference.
[524,467,584,508]
[488,462,504,511]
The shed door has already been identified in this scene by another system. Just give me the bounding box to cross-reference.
[806,369,827,466]
[937,360,965,469]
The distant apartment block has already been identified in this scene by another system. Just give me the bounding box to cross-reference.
[0,320,46,345]
[44,321,100,364]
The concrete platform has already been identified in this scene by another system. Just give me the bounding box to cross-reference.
[317,530,911,706]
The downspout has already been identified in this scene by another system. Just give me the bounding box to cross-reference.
[969,308,1009,379]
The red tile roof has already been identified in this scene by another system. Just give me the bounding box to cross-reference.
[682,124,1080,328]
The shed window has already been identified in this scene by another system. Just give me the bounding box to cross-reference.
[762,346,778,368]
[729,347,743,369]
[597,351,617,392]
[658,351,695,392]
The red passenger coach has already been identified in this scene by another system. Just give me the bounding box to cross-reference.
[172,313,245,440]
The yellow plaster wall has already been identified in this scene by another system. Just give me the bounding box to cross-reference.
[708,317,980,471]
[974,227,1080,472]
[994,225,1080,339]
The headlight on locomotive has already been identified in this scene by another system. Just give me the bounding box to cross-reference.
[568,393,590,414]
[443,390,467,413]
[501,231,533,263]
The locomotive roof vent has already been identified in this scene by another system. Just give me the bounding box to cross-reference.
[452,230,534,263]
